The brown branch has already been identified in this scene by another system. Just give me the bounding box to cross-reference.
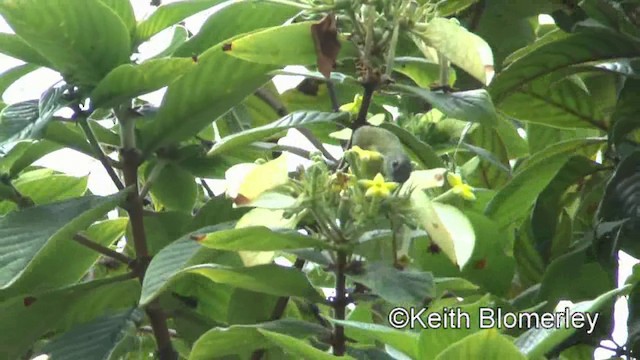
[332,251,348,355]
[73,233,134,266]
[118,109,177,360]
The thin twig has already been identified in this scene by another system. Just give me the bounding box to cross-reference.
[254,87,338,163]
[72,105,124,190]
[73,233,134,266]
[139,160,167,198]
[200,179,216,198]
[332,251,348,355]
[327,82,340,112]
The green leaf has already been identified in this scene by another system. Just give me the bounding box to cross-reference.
[436,329,526,360]
[418,17,494,84]
[139,38,276,152]
[189,319,329,359]
[140,224,237,305]
[207,111,346,156]
[379,122,445,168]
[91,58,196,108]
[490,29,640,103]
[392,84,497,126]
[0,277,140,359]
[0,86,70,146]
[412,191,476,269]
[135,0,226,43]
[98,0,136,36]
[331,320,420,359]
[0,140,60,178]
[190,196,250,231]
[39,308,142,360]
[497,77,607,129]
[11,171,88,205]
[259,330,350,360]
[199,226,330,251]
[485,153,570,228]
[136,211,191,256]
[149,25,190,60]
[146,162,197,212]
[0,193,125,296]
[174,1,300,57]
[516,285,631,358]
[0,0,131,85]
[185,263,321,301]
[224,21,357,66]
[515,137,604,176]
[43,120,119,158]
[435,0,480,17]
[418,295,492,360]
[0,33,51,66]
[0,63,39,99]
[346,262,434,306]
[393,57,456,88]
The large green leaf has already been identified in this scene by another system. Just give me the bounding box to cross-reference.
[174,1,299,57]
[91,58,196,108]
[145,162,197,212]
[189,319,330,360]
[393,57,456,88]
[259,330,350,360]
[417,17,494,84]
[0,33,50,66]
[332,320,420,359]
[139,38,276,152]
[3,170,88,207]
[516,285,630,358]
[0,140,60,178]
[98,0,136,36]
[0,277,140,359]
[0,193,125,296]
[498,77,607,129]
[207,111,346,156]
[418,295,492,360]
[0,63,39,99]
[185,263,321,301]
[39,308,142,360]
[43,120,119,158]
[346,262,434,306]
[224,21,357,66]
[436,329,526,360]
[392,84,498,126]
[0,0,131,85]
[490,29,640,103]
[135,0,226,43]
[199,226,330,251]
[140,223,235,305]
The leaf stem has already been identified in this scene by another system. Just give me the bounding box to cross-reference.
[139,160,167,199]
[73,232,134,266]
[73,107,124,190]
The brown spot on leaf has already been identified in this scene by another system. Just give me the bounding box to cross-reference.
[474,258,487,270]
[310,13,341,79]
[190,234,206,242]
[23,296,36,307]
[432,222,439,229]
[191,54,198,63]
[427,242,440,254]
[435,173,444,181]
[234,194,251,206]
[222,43,232,51]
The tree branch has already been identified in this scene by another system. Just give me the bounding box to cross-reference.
[73,233,134,266]
[117,109,177,360]
[332,251,349,355]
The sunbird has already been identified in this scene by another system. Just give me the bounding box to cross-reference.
[351,126,412,183]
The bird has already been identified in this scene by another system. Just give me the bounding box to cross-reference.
[351,125,412,183]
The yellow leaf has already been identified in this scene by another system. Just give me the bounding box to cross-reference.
[234,155,289,206]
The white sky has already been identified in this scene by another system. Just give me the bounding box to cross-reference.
[2,3,636,359]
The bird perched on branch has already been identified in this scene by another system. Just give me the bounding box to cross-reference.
[351,125,412,183]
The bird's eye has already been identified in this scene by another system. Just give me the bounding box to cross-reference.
[392,160,399,168]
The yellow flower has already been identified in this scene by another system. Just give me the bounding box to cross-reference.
[359,173,399,198]
[350,145,383,161]
[339,94,363,115]
[446,172,475,201]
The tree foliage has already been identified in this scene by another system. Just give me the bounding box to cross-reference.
[0,0,639,359]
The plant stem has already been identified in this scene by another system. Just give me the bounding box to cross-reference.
[73,233,134,266]
[75,110,124,190]
[117,109,177,360]
[139,160,167,199]
[332,250,348,356]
